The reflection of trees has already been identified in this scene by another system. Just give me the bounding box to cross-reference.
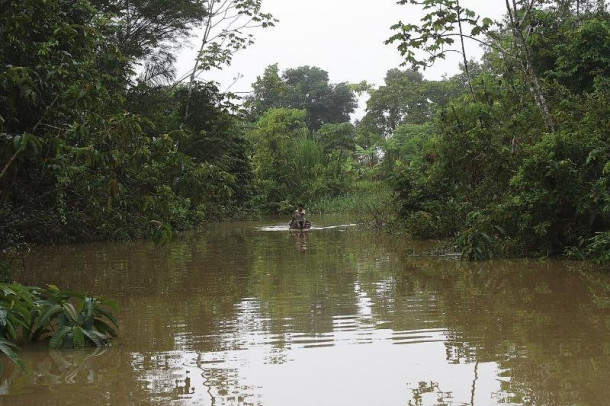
[246,229,404,338]
[14,222,610,405]
[392,258,610,405]
[407,380,452,406]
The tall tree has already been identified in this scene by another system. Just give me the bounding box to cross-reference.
[91,0,208,57]
[179,0,277,121]
[502,0,556,132]
[178,81,254,208]
[386,0,494,97]
[315,122,356,156]
[248,108,309,212]
[247,63,286,118]
[246,65,357,131]
[0,0,248,247]
[360,69,460,138]
[90,0,208,83]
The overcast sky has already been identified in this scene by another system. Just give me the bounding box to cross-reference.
[176,0,507,95]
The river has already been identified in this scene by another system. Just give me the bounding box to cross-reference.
[2,216,609,405]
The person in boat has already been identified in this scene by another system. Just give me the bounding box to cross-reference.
[292,204,306,229]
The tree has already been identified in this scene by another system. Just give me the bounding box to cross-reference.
[387,0,596,132]
[315,122,356,156]
[180,0,277,120]
[248,108,309,212]
[553,16,610,92]
[497,0,607,130]
[315,123,356,191]
[524,7,610,93]
[0,0,250,248]
[90,0,208,62]
[178,82,255,210]
[359,69,460,138]
[386,0,494,97]
[246,65,357,131]
[383,2,610,259]
[0,0,138,242]
[380,122,436,176]
[500,0,556,132]
[247,63,286,119]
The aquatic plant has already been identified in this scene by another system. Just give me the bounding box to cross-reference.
[0,283,38,370]
[0,282,118,370]
[32,285,119,349]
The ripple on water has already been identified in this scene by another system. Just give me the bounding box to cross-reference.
[258,223,357,231]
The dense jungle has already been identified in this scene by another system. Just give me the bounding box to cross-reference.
[1,0,609,372]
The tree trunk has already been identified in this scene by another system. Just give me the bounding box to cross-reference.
[456,0,476,99]
[184,3,215,123]
[505,0,556,132]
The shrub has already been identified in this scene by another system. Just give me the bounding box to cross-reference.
[0,282,118,370]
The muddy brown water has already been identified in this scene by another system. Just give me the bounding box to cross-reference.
[1,216,609,405]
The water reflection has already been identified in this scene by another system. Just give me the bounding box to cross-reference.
[3,217,610,405]
[290,231,308,253]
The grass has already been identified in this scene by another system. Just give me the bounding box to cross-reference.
[308,180,396,227]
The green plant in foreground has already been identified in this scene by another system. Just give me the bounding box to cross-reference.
[33,285,119,349]
[0,283,38,370]
[0,338,22,371]
[0,282,118,370]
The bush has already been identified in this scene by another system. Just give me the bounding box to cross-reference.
[0,282,118,371]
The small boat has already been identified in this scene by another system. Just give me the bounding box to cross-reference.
[289,219,311,230]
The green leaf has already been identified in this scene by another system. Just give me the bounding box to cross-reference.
[82,329,106,347]
[35,304,61,332]
[47,285,60,293]
[93,319,117,337]
[100,298,119,313]
[96,308,119,328]
[0,339,23,369]
[72,327,86,349]
[62,303,78,323]
[49,326,72,349]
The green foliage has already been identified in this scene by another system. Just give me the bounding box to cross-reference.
[454,211,509,260]
[381,3,610,260]
[525,8,610,93]
[553,17,610,92]
[0,0,260,251]
[248,108,358,213]
[315,122,356,155]
[33,285,118,349]
[508,99,610,255]
[0,338,22,372]
[0,282,118,369]
[177,82,255,214]
[308,181,395,228]
[381,122,435,176]
[582,232,610,263]
[248,108,308,212]
[151,221,173,245]
[360,69,461,137]
[0,283,38,347]
[246,65,357,131]
[386,0,494,70]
